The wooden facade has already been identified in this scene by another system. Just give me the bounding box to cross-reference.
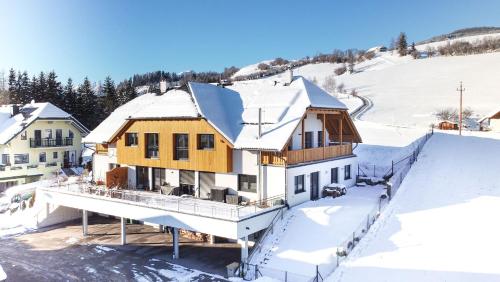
[263,108,360,166]
[106,167,128,188]
[113,119,233,173]
[96,143,108,155]
[438,121,458,130]
[262,143,353,166]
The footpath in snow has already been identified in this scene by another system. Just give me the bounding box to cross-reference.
[328,131,500,282]
[250,185,385,279]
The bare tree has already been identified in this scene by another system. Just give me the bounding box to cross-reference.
[257,63,270,71]
[322,75,336,93]
[337,83,345,93]
[435,108,458,121]
[462,107,474,119]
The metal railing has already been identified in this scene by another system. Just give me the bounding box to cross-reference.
[29,137,73,148]
[247,205,286,263]
[42,182,284,221]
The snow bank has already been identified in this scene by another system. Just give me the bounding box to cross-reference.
[0,264,6,281]
[328,131,500,282]
[251,186,385,278]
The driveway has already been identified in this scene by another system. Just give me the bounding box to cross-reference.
[0,216,239,281]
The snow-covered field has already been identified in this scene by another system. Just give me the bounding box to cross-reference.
[251,186,385,279]
[257,50,500,128]
[328,131,500,282]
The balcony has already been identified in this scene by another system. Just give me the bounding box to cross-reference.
[261,143,353,166]
[30,138,73,148]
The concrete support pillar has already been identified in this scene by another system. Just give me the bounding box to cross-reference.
[194,171,200,197]
[82,209,88,236]
[239,236,249,263]
[172,227,179,259]
[148,167,153,191]
[209,234,215,245]
[120,217,126,245]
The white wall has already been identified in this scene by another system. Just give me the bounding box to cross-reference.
[263,165,286,200]
[93,153,113,183]
[290,113,331,150]
[491,118,500,132]
[286,156,358,207]
[165,169,180,186]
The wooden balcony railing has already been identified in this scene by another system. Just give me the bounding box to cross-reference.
[261,143,353,166]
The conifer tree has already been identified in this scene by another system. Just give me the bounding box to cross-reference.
[77,77,97,129]
[8,69,21,104]
[19,71,31,104]
[397,32,408,56]
[102,76,117,114]
[46,71,63,106]
[63,78,77,115]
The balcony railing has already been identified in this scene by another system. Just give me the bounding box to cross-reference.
[261,143,353,166]
[29,138,73,148]
[43,183,284,221]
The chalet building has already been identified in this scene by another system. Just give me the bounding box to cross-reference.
[33,76,364,262]
[84,76,361,207]
[0,102,89,190]
[479,109,500,132]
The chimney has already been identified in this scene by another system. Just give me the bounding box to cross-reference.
[11,105,20,116]
[258,108,262,139]
[160,80,168,94]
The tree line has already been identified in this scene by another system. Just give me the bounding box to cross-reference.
[1,69,137,130]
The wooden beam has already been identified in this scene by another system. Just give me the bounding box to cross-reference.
[301,118,305,161]
[322,113,326,158]
[340,117,343,145]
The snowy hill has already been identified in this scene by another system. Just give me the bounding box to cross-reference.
[328,131,500,282]
[415,31,500,51]
[264,51,500,128]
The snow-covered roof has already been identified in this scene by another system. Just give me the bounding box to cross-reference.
[479,108,500,122]
[0,102,88,145]
[191,76,348,150]
[86,76,350,150]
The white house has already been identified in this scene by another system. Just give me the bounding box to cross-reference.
[479,108,500,132]
[0,102,89,190]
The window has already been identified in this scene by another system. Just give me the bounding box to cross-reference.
[14,154,29,164]
[238,174,257,193]
[56,129,63,146]
[318,131,324,147]
[344,164,351,180]
[305,132,313,148]
[1,154,10,165]
[294,175,305,194]
[125,133,138,146]
[174,134,189,160]
[145,133,159,158]
[153,168,166,191]
[53,152,58,159]
[45,129,52,139]
[197,134,214,150]
[20,131,27,140]
[331,167,338,183]
[39,152,46,163]
[68,130,74,139]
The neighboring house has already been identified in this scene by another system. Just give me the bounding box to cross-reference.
[0,102,89,190]
[479,109,500,132]
[84,76,362,207]
[438,120,458,130]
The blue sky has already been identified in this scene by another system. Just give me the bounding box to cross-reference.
[1,0,500,83]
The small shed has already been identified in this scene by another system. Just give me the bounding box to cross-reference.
[438,120,458,130]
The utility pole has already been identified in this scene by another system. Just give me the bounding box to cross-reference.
[457,81,465,136]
